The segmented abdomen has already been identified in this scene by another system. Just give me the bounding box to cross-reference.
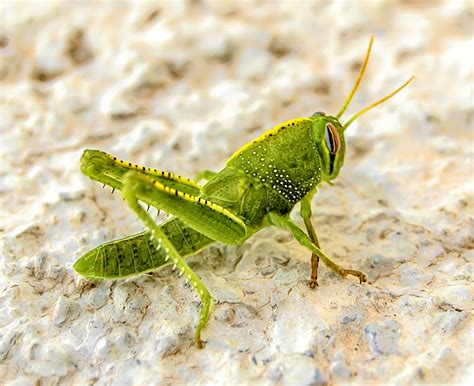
[74,218,213,279]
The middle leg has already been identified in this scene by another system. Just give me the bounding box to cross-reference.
[300,196,321,288]
[269,212,367,284]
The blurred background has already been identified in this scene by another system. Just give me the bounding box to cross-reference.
[0,1,472,385]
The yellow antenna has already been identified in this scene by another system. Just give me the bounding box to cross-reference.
[342,75,415,130]
[336,36,374,119]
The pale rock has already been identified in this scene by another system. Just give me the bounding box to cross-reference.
[398,264,434,287]
[432,284,470,311]
[235,238,289,278]
[100,87,138,119]
[5,377,41,386]
[213,302,235,322]
[32,25,71,75]
[123,61,172,92]
[153,335,181,357]
[84,283,110,309]
[0,329,20,361]
[111,282,151,325]
[236,47,272,80]
[273,292,328,355]
[418,242,445,267]
[205,274,243,303]
[339,309,360,325]
[58,189,86,202]
[52,296,81,326]
[281,355,327,385]
[27,340,77,377]
[330,352,352,379]
[112,119,169,156]
[364,319,401,356]
[435,310,467,335]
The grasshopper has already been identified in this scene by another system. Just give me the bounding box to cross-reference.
[74,37,414,347]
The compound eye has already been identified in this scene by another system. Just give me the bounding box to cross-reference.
[325,123,340,154]
[311,111,326,117]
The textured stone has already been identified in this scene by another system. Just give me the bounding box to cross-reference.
[364,319,401,356]
[330,353,352,379]
[435,310,468,335]
[1,1,472,385]
[432,285,471,311]
[52,296,81,326]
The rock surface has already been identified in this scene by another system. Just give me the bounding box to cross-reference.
[0,1,472,385]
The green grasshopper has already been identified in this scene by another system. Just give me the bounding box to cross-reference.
[74,37,414,347]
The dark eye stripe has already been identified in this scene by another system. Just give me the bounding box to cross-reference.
[325,123,340,154]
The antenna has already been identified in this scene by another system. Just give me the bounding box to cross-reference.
[336,36,374,119]
[342,75,415,130]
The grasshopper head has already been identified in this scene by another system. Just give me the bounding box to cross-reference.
[310,36,414,182]
[310,112,346,181]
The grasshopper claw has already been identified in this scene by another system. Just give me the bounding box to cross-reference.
[341,268,367,284]
[308,279,319,289]
[195,339,205,349]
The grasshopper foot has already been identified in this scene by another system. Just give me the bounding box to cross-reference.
[195,338,206,349]
[308,278,319,289]
[309,253,319,289]
[340,268,367,284]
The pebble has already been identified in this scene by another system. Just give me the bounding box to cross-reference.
[331,354,352,379]
[364,319,401,356]
[398,264,434,287]
[213,303,235,323]
[235,238,289,278]
[435,311,467,334]
[85,284,109,309]
[281,356,327,385]
[52,296,81,326]
[111,282,150,325]
[432,285,470,311]
[0,330,20,361]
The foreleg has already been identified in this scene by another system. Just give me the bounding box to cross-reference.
[269,213,367,284]
[300,196,321,288]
